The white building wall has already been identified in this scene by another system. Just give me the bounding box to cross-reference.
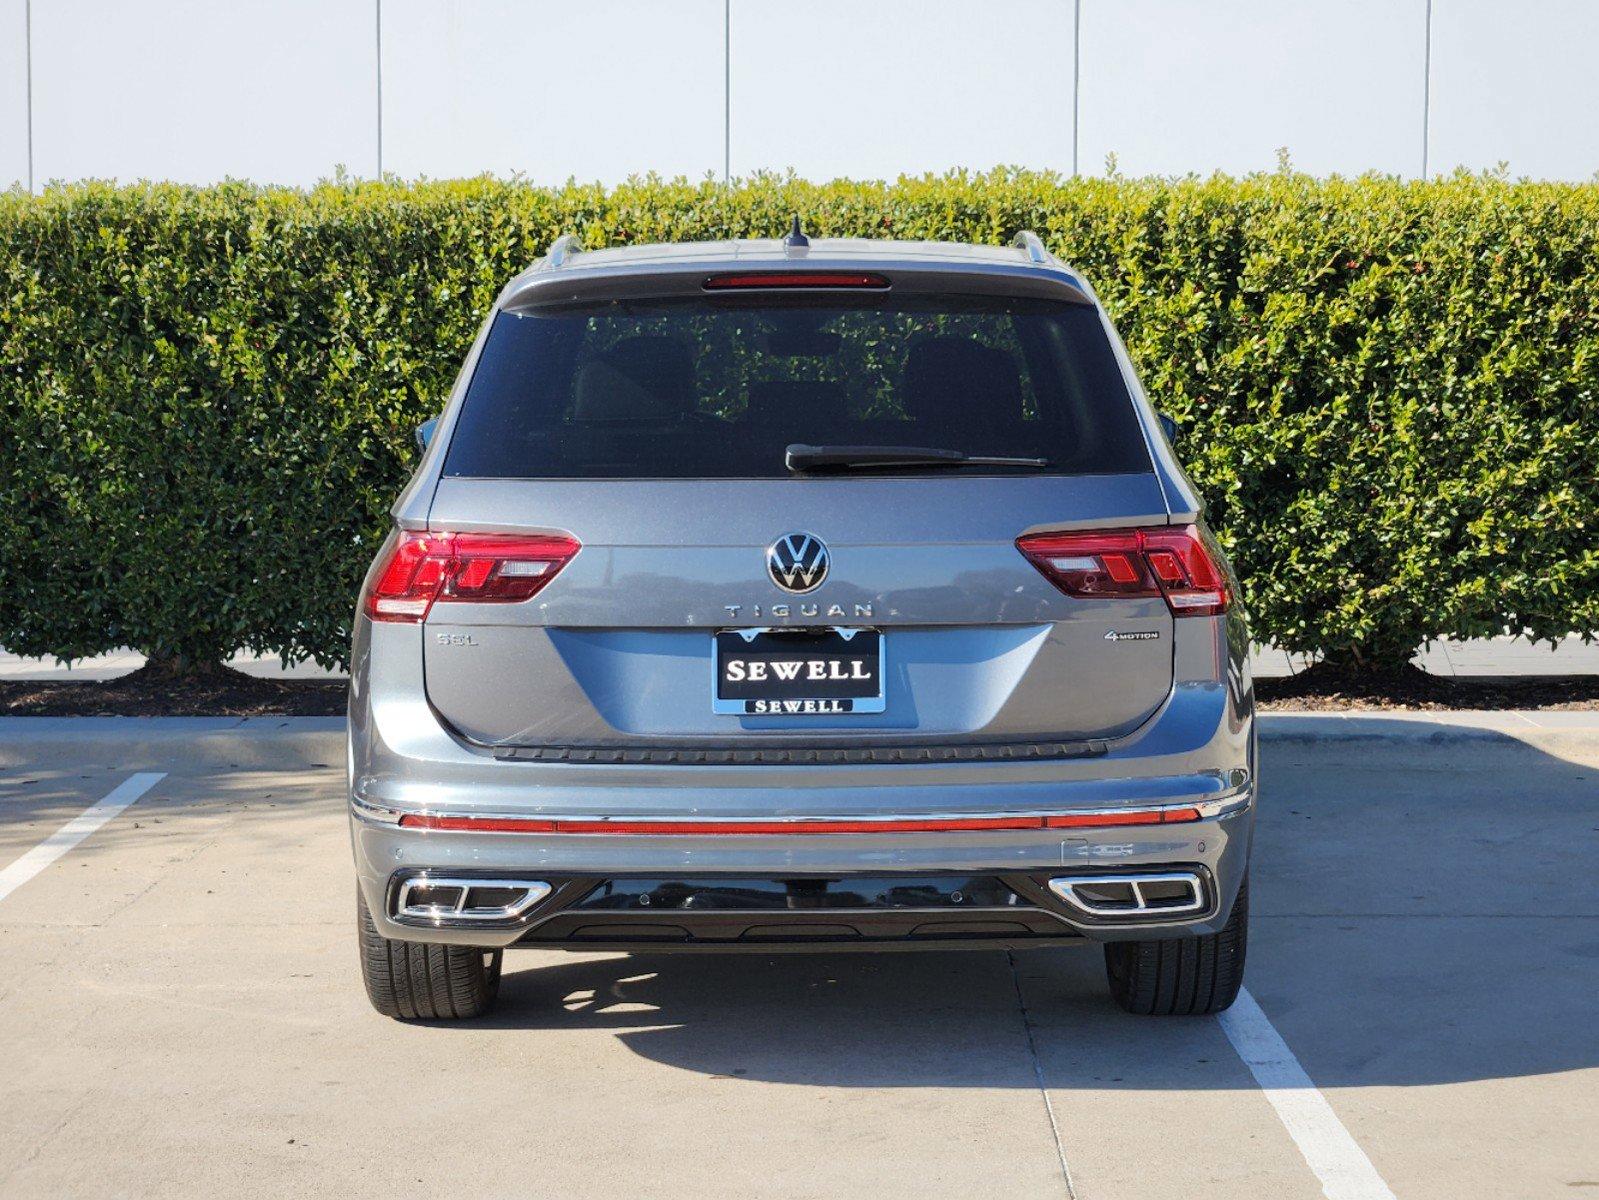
[1429,0,1599,180]
[24,0,375,188]
[3,0,1597,191]
[380,0,724,184]
[1078,0,1427,178]
[729,0,1075,180]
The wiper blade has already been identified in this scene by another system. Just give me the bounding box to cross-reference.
[785,444,1050,472]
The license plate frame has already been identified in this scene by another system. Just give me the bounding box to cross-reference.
[712,627,886,716]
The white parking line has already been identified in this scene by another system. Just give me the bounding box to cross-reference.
[1219,987,1397,1200]
[0,773,166,904]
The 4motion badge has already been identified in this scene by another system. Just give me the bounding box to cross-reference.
[1104,629,1161,642]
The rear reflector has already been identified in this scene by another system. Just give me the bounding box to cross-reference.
[1016,524,1230,617]
[396,807,1203,835]
[363,530,580,623]
[703,272,890,290]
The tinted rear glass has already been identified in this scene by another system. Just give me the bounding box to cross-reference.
[443,295,1151,479]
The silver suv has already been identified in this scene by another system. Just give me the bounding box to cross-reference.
[349,226,1255,1020]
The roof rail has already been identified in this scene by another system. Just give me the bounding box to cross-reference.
[543,233,584,270]
[1012,230,1050,265]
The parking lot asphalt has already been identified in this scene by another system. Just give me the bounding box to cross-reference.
[1,715,1595,1199]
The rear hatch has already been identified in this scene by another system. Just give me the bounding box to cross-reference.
[412,274,1175,748]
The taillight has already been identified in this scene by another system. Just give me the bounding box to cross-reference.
[363,531,580,623]
[703,272,890,290]
[1016,524,1229,617]
[395,806,1204,835]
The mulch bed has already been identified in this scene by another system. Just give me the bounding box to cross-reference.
[2,660,1595,717]
[0,662,347,717]
[1255,663,1599,711]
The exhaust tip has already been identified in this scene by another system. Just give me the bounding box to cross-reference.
[1048,872,1205,918]
[395,877,552,925]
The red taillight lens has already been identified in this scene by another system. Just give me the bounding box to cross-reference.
[1017,524,1229,617]
[703,272,890,290]
[395,806,1204,835]
[1139,527,1231,615]
[363,531,580,623]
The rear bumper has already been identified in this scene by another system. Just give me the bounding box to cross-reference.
[351,798,1252,949]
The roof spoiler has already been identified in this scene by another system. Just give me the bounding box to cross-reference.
[544,232,1051,271]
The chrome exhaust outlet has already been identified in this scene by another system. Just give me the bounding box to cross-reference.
[395,877,552,925]
[1048,872,1205,918]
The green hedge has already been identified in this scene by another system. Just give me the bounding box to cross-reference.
[2,171,1596,671]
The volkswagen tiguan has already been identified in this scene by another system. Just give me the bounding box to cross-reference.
[349,226,1255,1020]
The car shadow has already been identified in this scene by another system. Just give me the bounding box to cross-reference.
[460,718,1599,1093]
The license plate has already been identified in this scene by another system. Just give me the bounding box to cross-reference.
[713,627,885,715]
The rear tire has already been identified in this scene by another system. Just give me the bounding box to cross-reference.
[1104,874,1247,1015]
[357,887,502,1020]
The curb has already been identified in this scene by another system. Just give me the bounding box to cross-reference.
[0,716,347,737]
[1259,712,1599,742]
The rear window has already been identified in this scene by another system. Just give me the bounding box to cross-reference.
[442,294,1152,479]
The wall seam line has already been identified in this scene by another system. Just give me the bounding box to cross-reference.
[25,0,34,192]
[1072,0,1081,176]
[723,0,731,185]
[1421,0,1433,178]
[375,0,384,178]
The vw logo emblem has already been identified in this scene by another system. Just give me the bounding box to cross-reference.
[767,532,829,594]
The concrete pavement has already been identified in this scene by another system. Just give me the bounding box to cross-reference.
[0,717,1595,1198]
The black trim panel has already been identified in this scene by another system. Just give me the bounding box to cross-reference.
[517,908,1084,948]
[491,737,1109,765]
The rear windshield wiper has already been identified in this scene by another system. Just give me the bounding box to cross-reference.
[785,444,1050,472]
